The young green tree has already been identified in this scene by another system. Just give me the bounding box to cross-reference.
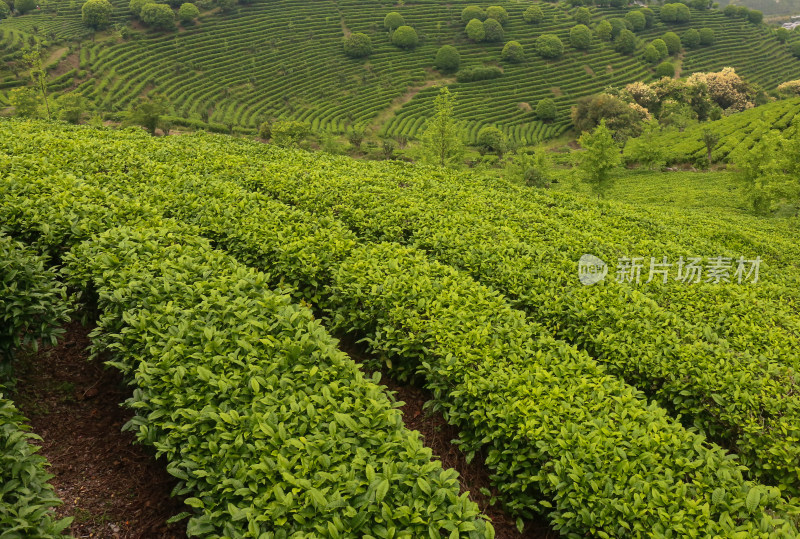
[509,148,552,187]
[577,120,621,197]
[420,86,464,167]
[702,127,719,163]
[625,119,665,170]
[9,87,40,118]
[733,128,787,213]
[55,92,88,124]
[0,0,9,19]
[23,47,51,120]
[477,126,505,156]
[127,92,170,135]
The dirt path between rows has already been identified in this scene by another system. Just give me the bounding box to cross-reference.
[12,322,186,539]
[339,339,558,539]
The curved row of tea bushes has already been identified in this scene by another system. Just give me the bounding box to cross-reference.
[0,235,72,537]
[59,225,491,537]
[0,120,797,536]
[245,146,800,497]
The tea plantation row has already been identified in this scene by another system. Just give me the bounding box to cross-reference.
[1,119,798,536]
[0,235,72,536]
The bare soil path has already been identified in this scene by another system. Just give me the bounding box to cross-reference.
[12,322,187,539]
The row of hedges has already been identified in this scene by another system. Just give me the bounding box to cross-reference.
[3,121,795,536]
[0,234,72,536]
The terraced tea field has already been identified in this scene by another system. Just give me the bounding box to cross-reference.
[3,0,800,142]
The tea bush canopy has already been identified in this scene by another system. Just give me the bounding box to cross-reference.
[391,25,418,49]
[536,34,564,58]
[343,32,372,58]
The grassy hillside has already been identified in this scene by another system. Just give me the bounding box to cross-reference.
[3,0,800,142]
[621,96,800,164]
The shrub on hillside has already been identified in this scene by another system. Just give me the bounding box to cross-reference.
[643,44,660,63]
[615,29,637,54]
[456,66,502,82]
[140,3,175,30]
[523,5,544,24]
[271,120,310,146]
[777,80,800,96]
[391,25,418,49]
[699,27,714,45]
[477,126,506,155]
[651,38,668,57]
[536,34,563,58]
[343,32,372,58]
[747,9,763,24]
[625,10,645,31]
[609,17,629,38]
[574,7,591,25]
[776,27,789,43]
[485,5,509,25]
[595,19,612,41]
[178,2,199,24]
[501,40,525,62]
[129,0,154,18]
[536,97,557,121]
[465,18,485,42]
[656,61,675,79]
[461,5,485,23]
[435,45,460,73]
[570,24,592,50]
[640,7,655,27]
[82,0,113,29]
[792,41,800,58]
[384,11,404,31]
[662,31,681,54]
[572,93,647,139]
[0,1,9,19]
[258,121,271,140]
[682,28,700,49]
[14,0,35,14]
[483,18,504,42]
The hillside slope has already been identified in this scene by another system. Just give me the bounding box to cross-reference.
[3,0,800,142]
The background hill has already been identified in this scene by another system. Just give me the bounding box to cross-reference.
[2,0,800,143]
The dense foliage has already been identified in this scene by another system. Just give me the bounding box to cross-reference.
[3,121,800,537]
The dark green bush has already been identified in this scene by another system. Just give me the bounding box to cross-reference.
[456,66,502,82]
[343,32,372,58]
[501,40,524,63]
[535,34,563,58]
[435,45,460,73]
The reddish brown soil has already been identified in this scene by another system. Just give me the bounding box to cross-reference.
[12,322,187,539]
[339,341,558,539]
